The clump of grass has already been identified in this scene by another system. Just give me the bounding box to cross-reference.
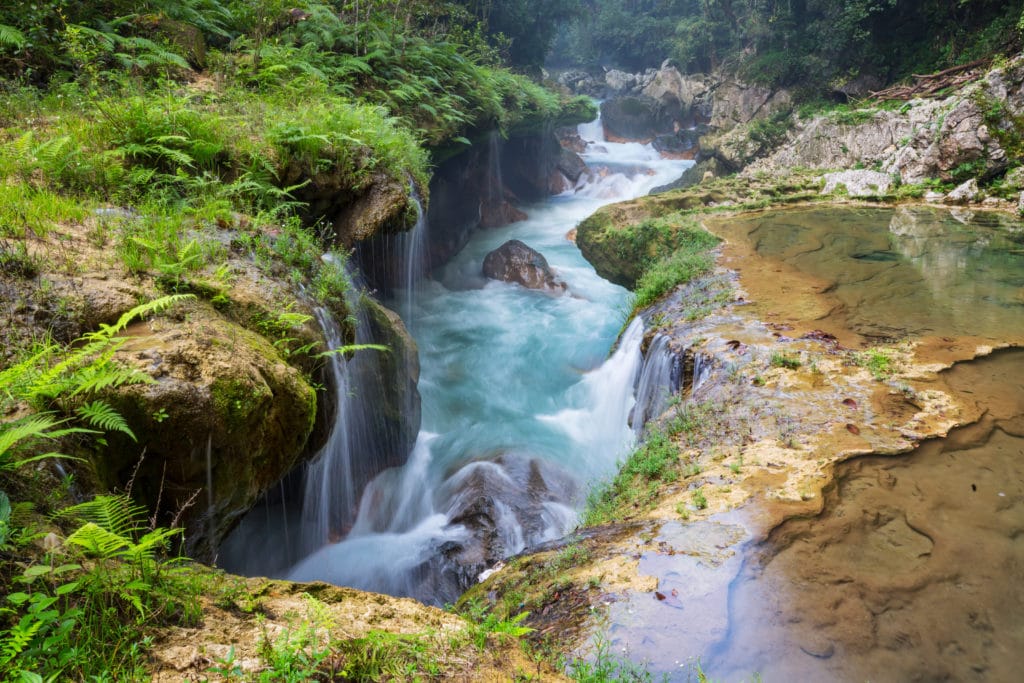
[692,488,708,510]
[769,351,802,369]
[855,348,894,380]
[584,429,680,526]
[631,222,719,311]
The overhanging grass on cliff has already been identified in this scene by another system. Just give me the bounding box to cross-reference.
[628,216,720,312]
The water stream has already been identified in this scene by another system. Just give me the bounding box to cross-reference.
[236,115,693,602]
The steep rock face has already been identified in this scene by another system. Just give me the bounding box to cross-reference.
[707,80,792,131]
[482,240,567,292]
[358,297,422,471]
[744,55,1024,183]
[642,65,713,125]
[296,169,417,248]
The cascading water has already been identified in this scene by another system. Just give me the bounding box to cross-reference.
[230,112,693,602]
[632,334,678,433]
[394,187,429,329]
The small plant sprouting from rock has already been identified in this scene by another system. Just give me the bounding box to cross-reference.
[855,348,895,380]
[692,488,708,510]
[770,351,802,370]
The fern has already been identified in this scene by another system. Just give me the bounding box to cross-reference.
[0,413,91,471]
[60,494,147,539]
[0,23,26,50]
[65,521,132,559]
[76,400,136,441]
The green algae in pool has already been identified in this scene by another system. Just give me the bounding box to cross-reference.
[723,206,1024,342]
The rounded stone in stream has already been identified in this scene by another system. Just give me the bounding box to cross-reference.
[482,239,567,293]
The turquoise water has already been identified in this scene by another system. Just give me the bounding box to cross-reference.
[286,118,693,600]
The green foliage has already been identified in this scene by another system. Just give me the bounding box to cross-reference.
[569,635,657,682]
[553,0,1024,93]
[584,429,679,526]
[632,245,715,312]
[1,494,202,680]
[855,348,894,380]
[769,352,802,370]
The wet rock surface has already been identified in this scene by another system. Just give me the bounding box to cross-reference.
[482,239,567,293]
[494,203,1024,680]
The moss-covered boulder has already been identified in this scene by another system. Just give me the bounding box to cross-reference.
[100,300,317,560]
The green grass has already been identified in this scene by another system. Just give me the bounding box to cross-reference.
[769,352,802,370]
[855,348,895,380]
[584,429,680,526]
[630,221,720,311]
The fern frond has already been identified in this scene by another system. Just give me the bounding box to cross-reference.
[104,294,194,337]
[126,527,182,561]
[0,414,84,468]
[64,521,131,558]
[0,23,26,50]
[60,494,147,539]
[68,362,153,397]
[75,400,136,441]
[316,343,390,358]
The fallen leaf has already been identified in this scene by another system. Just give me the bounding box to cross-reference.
[846,423,861,435]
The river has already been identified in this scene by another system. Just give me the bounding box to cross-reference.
[224,114,693,604]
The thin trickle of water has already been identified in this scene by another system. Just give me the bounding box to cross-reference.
[395,187,429,329]
[692,352,712,394]
[298,308,359,554]
[487,131,504,205]
[632,334,675,432]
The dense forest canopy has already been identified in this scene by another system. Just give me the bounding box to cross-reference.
[552,0,1024,90]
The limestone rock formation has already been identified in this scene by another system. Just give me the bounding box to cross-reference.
[642,63,713,124]
[821,170,894,197]
[742,54,1024,184]
[482,239,567,292]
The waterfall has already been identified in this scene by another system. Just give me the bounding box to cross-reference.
[692,351,712,394]
[632,333,675,433]
[486,130,504,206]
[392,186,429,329]
[539,317,646,475]
[227,110,694,603]
[297,308,360,554]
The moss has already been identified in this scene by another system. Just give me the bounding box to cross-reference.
[210,376,271,432]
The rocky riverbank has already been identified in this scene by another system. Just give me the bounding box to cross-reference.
[462,53,1024,677]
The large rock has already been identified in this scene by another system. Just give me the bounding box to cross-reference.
[605,69,639,94]
[821,170,894,197]
[482,240,567,292]
[945,178,980,204]
[642,63,713,124]
[103,300,318,560]
[557,69,602,97]
[600,95,677,140]
[743,55,1024,183]
[708,80,792,131]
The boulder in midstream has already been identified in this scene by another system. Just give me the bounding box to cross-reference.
[482,239,568,293]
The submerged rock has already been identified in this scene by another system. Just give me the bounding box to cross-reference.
[482,239,567,293]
